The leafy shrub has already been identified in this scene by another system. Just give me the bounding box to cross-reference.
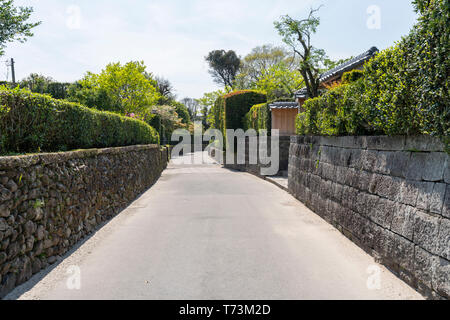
[0,87,159,155]
[296,0,449,151]
[341,70,364,84]
[296,80,368,136]
[224,90,267,131]
[211,90,267,134]
[244,103,270,132]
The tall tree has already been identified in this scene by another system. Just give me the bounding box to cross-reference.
[274,7,326,98]
[70,61,161,115]
[181,97,200,121]
[154,76,176,105]
[205,50,241,89]
[239,44,291,84]
[0,0,41,56]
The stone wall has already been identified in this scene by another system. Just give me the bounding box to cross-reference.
[288,135,449,300]
[0,145,169,298]
[215,136,291,177]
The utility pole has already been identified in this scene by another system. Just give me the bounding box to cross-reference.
[6,58,16,85]
[10,58,15,85]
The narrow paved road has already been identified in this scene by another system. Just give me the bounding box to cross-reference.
[6,152,422,300]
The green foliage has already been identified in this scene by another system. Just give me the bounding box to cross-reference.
[244,103,271,132]
[172,102,191,124]
[362,45,420,135]
[205,50,241,88]
[68,61,161,115]
[274,8,326,98]
[0,0,41,56]
[210,95,225,132]
[251,61,304,100]
[341,70,364,84]
[296,79,369,136]
[0,87,159,155]
[223,90,267,131]
[296,0,449,151]
[19,74,72,100]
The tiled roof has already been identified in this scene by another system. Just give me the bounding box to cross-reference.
[269,102,299,110]
[295,46,379,99]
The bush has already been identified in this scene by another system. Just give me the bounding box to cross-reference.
[296,80,369,136]
[0,87,159,155]
[362,0,448,142]
[342,70,364,84]
[223,90,267,131]
[296,0,449,151]
[244,103,270,132]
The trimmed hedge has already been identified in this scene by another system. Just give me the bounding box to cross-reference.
[212,90,267,133]
[296,80,367,136]
[296,0,449,151]
[244,103,270,132]
[0,87,159,155]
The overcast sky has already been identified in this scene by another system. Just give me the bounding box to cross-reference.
[2,0,418,99]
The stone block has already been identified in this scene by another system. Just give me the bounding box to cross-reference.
[321,163,336,182]
[355,192,379,217]
[399,180,420,206]
[335,166,346,184]
[436,218,450,260]
[433,258,450,298]
[405,135,445,152]
[422,152,446,182]
[338,148,352,167]
[339,136,367,149]
[357,170,372,192]
[366,136,406,151]
[374,229,414,270]
[416,181,434,212]
[414,246,438,289]
[389,151,411,178]
[414,211,440,254]
[430,183,446,215]
[443,185,450,219]
[444,157,450,184]
[361,150,378,172]
[374,151,393,175]
[391,204,416,241]
[406,152,427,181]
[369,198,395,229]
[370,174,402,201]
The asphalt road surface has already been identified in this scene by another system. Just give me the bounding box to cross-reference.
[5,152,423,300]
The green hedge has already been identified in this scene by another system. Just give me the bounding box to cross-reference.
[296,0,449,150]
[244,103,270,132]
[342,70,364,84]
[0,87,159,155]
[296,80,368,136]
[213,90,266,133]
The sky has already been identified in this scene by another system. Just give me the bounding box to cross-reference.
[2,0,418,99]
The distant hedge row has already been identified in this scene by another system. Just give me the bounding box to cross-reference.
[296,0,449,150]
[212,90,267,133]
[0,87,159,155]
